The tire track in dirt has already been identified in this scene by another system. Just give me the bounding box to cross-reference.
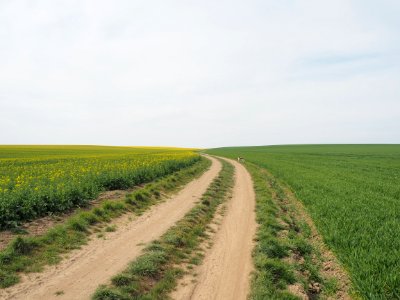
[1,156,221,300]
[171,157,257,300]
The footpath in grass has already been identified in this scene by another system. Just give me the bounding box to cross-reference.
[0,157,210,289]
[92,159,234,300]
[207,145,400,299]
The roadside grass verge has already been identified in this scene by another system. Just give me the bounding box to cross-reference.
[92,159,234,300]
[0,157,211,289]
[246,163,352,300]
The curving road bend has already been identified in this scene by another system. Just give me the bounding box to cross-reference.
[172,157,257,300]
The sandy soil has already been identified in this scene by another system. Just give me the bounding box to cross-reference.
[171,158,257,300]
[0,156,221,300]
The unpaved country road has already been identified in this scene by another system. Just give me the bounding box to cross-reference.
[172,157,257,300]
[1,156,221,300]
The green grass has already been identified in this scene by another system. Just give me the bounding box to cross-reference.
[207,145,400,300]
[0,157,210,289]
[92,159,234,300]
[0,145,199,229]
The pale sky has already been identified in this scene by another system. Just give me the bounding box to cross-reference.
[1,0,399,148]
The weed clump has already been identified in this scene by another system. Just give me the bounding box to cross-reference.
[93,287,128,300]
[129,251,168,278]
[11,237,38,255]
[0,270,19,288]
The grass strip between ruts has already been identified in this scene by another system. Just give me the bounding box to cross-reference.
[92,158,234,300]
[0,157,211,289]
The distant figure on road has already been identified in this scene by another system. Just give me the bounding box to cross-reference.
[237,157,245,163]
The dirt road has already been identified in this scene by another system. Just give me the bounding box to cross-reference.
[172,158,257,300]
[1,156,221,300]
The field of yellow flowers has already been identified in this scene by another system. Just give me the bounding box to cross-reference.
[0,146,199,229]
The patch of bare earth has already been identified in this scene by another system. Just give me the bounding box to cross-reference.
[288,284,308,300]
[171,158,257,300]
[0,157,221,300]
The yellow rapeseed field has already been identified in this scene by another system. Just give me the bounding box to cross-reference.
[0,146,199,228]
